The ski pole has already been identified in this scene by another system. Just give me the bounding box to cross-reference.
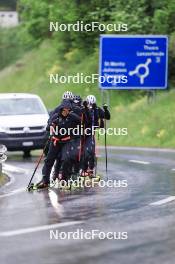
[27,139,49,189]
[92,108,97,177]
[104,118,108,175]
[78,112,86,177]
[82,116,86,177]
[78,113,84,162]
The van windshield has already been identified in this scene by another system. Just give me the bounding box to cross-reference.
[0,98,47,116]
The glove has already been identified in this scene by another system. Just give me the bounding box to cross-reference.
[92,103,97,109]
[81,107,87,114]
[103,104,108,110]
[83,100,88,108]
[46,125,50,131]
[51,122,57,127]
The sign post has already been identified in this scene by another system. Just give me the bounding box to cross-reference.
[99,35,168,90]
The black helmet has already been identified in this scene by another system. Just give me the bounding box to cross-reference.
[73,95,82,104]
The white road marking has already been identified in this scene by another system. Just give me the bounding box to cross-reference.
[129,160,150,165]
[2,163,28,188]
[0,221,83,237]
[0,187,26,198]
[2,173,15,187]
[1,163,37,192]
[3,164,27,173]
[150,196,175,206]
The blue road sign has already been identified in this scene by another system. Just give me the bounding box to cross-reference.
[99,35,168,89]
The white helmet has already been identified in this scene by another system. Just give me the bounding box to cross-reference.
[86,95,96,105]
[62,91,74,100]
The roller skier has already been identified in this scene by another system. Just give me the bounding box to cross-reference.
[35,100,81,189]
[80,95,110,176]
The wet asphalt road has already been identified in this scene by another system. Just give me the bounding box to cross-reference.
[1,147,175,264]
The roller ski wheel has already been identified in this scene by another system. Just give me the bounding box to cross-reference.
[80,174,101,181]
[27,183,35,192]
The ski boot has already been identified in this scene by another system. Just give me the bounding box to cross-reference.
[35,180,49,190]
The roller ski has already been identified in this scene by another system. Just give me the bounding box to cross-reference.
[27,177,72,192]
[27,180,50,192]
[51,171,101,191]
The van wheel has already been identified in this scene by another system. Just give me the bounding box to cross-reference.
[23,150,31,158]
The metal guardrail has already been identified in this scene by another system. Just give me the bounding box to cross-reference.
[0,145,7,175]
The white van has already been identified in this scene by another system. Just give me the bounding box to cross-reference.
[0,93,49,156]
